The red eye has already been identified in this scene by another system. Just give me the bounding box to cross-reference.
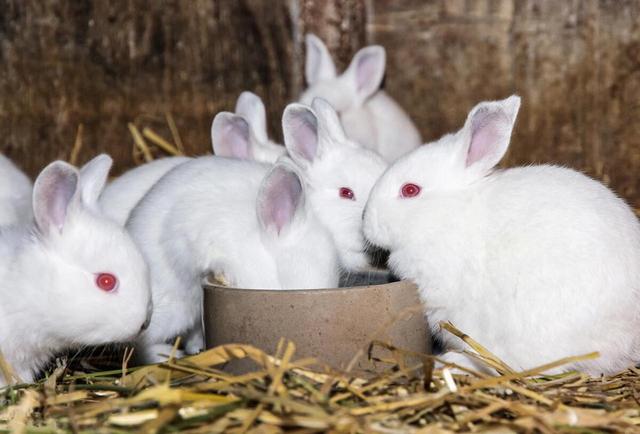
[400,183,421,198]
[96,273,118,292]
[339,187,355,200]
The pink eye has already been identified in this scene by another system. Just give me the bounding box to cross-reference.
[96,273,118,292]
[339,187,355,200]
[400,183,421,198]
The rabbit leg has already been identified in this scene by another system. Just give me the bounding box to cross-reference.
[136,342,184,364]
[135,325,185,364]
[184,325,204,355]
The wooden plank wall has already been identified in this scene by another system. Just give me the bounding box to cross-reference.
[373,0,640,203]
[2,1,640,205]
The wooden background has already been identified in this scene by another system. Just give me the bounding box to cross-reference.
[2,1,640,204]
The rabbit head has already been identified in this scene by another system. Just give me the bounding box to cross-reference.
[364,96,521,252]
[282,98,387,270]
[31,155,152,345]
[211,92,286,164]
[299,34,422,163]
[300,34,386,113]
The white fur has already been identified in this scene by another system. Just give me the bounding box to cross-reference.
[0,155,33,227]
[231,91,286,163]
[282,98,388,271]
[101,93,284,227]
[99,157,191,226]
[299,34,421,162]
[0,155,151,386]
[127,156,338,363]
[364,95,640,376]
[212,92,286,163]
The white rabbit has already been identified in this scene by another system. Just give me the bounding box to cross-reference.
[0,154,33,227]
[0,155,152,386]
[127,156,338,363]
[299,34,421,162]
[363,95,640,376]
[100,157,191,225]
[101,93,283,226]
[282,98,387,271]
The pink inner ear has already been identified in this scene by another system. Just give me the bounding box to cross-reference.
[219,118,251,159]
[35,165,77,232]
[270,193,296,232]
[50,183,73,229]
[466,110,507,167]
[351,48,385,99]
[356,53,379,92]
[259,169,302,234]
[288,111,318,162]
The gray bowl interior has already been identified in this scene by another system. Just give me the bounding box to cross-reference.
[338,269,396,287]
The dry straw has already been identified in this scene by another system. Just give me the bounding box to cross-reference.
[127,113,185,164]
[1,322,638,433]
[2,118,634,432]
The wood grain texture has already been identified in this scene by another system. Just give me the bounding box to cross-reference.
[370,0,640,203]
[297,0,367,70]
[2,0,640,206]
[0,0,299,174]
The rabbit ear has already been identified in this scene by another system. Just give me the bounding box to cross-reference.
[343,45,386,104]
[79,154,112,208]
[257,163,304,235]
[282,103,320,165]
[457,95,521,174]
[211,112,253,159]
[235,91,268,143]
[33,161,80,234]
[305,33,337,85]
[311,98,346,142]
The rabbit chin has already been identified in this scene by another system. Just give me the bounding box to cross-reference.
[68,324,143,347]
[362,209,392,252]
[55,299,149,346]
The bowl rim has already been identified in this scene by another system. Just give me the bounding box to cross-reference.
[202,277,417,295]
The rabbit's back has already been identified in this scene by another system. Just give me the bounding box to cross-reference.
[0,155,33,227]
[129,156,270,256]
[102,156,191,225]
[482,165,640,277]
[434,165,640,372]
[126,156,275,308]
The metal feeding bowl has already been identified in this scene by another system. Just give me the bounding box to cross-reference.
[203,271,431,374]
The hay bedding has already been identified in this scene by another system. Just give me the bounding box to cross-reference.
[2,127,639,433]
[1,323,638,434]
